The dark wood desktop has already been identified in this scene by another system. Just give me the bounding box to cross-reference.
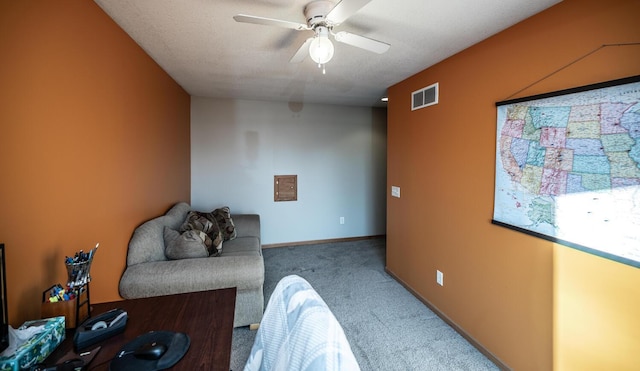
[46,287,236,370]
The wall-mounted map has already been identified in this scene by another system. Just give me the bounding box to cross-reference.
[493,76,640,268]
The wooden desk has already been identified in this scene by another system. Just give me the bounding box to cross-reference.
[46,288,236,370]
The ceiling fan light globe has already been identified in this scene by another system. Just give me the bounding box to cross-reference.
[309,36,334,64]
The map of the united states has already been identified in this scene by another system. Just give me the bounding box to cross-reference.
[493,79,640,266]
[500,102,640,196]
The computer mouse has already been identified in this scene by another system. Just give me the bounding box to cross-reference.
[133,342,168,360]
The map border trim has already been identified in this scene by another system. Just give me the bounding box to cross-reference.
[496,75,640,107]
[491,220,639,268]
[493,74,640,269]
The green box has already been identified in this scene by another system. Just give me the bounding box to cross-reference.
[0,316,65,370]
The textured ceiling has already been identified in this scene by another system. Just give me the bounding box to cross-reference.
[94,0,561,107]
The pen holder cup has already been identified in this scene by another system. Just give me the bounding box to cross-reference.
[66,259,93,288]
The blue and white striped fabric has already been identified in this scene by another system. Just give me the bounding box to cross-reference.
[244,275,361,371]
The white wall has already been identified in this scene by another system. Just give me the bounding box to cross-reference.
[191,97,387,245]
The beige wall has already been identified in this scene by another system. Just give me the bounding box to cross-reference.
[0,1,191,325]
[386,0,640,369]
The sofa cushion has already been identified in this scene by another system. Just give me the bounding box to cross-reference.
[164,227,210,260]
[213,207,237,241]
[180,211,223,253]
[220,236,262,257]
[180,211,215,234]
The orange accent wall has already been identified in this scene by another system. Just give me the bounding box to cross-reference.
[0,2,190,325]
[386,0,640,370]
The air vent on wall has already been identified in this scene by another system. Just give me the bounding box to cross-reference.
[412,82,439,111]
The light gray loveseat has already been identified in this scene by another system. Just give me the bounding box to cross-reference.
[119,202,264,328]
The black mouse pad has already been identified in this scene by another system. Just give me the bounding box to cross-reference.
[109,331,190,371]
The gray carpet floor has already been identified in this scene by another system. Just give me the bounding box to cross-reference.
[230,238,499,371]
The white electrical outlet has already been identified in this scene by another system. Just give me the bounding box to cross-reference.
[436,270,444,286]
[340,216,345,225]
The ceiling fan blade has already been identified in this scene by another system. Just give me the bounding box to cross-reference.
[233,14,309,31]
[334,31,390,54]
[290,38,314,63]
[326,0,372,25]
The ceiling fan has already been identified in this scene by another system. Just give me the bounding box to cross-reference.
[233,0,390,73]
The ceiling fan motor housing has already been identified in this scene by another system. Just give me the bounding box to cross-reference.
[304,0,333,27]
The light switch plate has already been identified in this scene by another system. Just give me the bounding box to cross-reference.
[436,270,444,286]
[391,186,400,198]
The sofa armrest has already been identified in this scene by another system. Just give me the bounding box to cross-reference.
[119,255,265,299]
[233,214,260,239]
[126,202,191,266]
